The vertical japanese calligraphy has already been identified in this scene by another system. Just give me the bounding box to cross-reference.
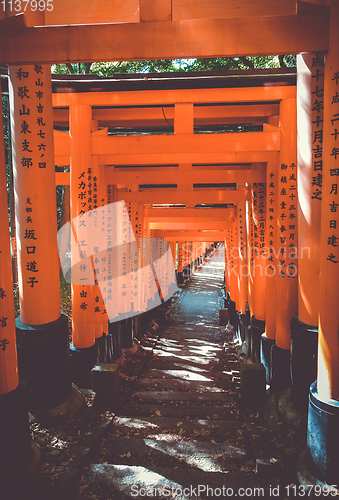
[251,182,266,320]
[317,2,339,401]
[9,64,60,325]
[297,53,323,325]
[69,104,96,348]
[237,201,248,314]
[311,54,325,203]
[275,98,298,350]
[265,158,278,341]
[0,102,18,396]
[325,68,339,265]
[278,162,297,279]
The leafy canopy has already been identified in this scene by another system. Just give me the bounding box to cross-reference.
[52,56,296,75]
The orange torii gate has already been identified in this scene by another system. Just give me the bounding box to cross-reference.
[50,81,284,378]
[0,0,337,486]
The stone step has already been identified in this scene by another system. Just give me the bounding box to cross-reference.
[120,403,240,419]
[152,347,224,358]
[113,415,243,434]
[147,355,226,370]
[90,436,253,471]
[148,359,227,372]
[129,390,236,403]
[136,376,233,391]
[74,464,262,500]
[151,346,224,358]
[142,368,232,381]
[160,331,222,341]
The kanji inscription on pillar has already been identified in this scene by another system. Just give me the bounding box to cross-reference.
[9,64,60,325]
[311,53,325,203]
[325,67,339,264]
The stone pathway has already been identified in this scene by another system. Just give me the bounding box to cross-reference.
[2,246,309,500]
[72,247,266,499]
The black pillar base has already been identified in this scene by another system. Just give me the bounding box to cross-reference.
[133,314,142,340]
[260,333,275,384]
[177,271,184,284]
[223,295,229,309]
[307,381,339,485]
[70,343,97,389]
[243,323,251,358]
[227,300,237,329]
[107,322,122,361]
[270,344,291,392]
[290,314,318,412]
[95,334,107,363]
[16,313,72,409]
[251,316,265,363]
[0,380,32,476]
[237,313,246,346]
[120,318,134,350]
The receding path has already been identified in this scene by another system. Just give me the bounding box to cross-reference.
[73,246,268,499]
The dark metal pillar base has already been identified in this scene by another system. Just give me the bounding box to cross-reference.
[120,318,134,350]
[270,344,291,392]
[95,334,107,363]
[177,271,184,284]
[16,313,72,409]
[243,323,251,358]
[307,381,339,485]
[227,299,237,329]
[108,322,122,361]
[251,316,265,363]
[237,313,245,346]
[0,380,32,475]
[290,314,318,412]
[260,333,275,384]
[70,343,97,389]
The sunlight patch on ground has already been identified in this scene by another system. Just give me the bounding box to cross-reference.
[154,352,214,364]
[88,464,187,499]
[114,417,159,430]
[144,437,246,473]
[159,369,214,382]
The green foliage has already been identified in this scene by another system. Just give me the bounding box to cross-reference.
[52,55,296,76]
[60,275,72,317]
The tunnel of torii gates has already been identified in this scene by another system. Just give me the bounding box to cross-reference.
[0,0,339,485]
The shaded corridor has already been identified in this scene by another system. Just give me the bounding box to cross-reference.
[73,247,267,499]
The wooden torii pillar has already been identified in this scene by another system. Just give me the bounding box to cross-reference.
[236,200,248,343]
[177,241,184,284]
[249,181,267,363]
[307,1,339,484]
[270,97,298,391]
[290,52,323,410]
[9,64,71,409]
[261,155,279,382]
[68,104,98,388]
[0,96,33,475]
[227,222,238,328]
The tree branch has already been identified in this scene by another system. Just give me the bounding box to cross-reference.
[239,56,255,69]
[279,55,286,68]
[84,62,92,74]
[66,63,75,74]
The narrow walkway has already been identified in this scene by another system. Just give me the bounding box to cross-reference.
[74,247,264,499]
